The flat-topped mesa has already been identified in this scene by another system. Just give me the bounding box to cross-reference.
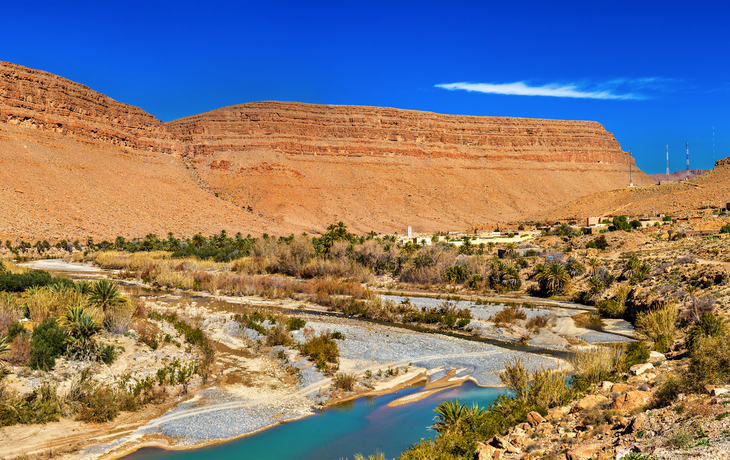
[166,101,634,165]
[0,61,179,154]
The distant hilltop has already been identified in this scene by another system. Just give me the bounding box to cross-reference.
[648,169,707,183]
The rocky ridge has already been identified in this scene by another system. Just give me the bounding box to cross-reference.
[164,102,653,233]
[0,61,656,238]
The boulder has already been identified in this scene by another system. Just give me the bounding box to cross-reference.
[526,411,545,427]
[573,394,609,412]
[566,443,602,460]
[609,390,652,411]
[610,383,630,393]
[624,414,647,433]
[476,442,496,460]
[648,351,666,364]
[546,406,570,421]
[629,363,654,376]
[704,385,730,396]
[600,381,614,392]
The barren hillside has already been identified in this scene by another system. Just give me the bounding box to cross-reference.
[0,62,281,241]
[0,61,661,240]
[166,102,653,234]
[528,157,730,222]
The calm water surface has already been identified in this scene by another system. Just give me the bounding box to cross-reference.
[123,382,503,460]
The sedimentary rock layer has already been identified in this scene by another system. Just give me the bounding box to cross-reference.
[165,102,653,233]
[0,62,277,240]
[0,61,179,154]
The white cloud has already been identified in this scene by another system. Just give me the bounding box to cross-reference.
[435,81,640,100]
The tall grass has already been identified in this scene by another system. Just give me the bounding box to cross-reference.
[571,346,624,385]
[635,302,679,351]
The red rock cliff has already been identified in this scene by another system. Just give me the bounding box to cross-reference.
[168,101,635,165]
[0,61,179,154]
[165,102,652,233]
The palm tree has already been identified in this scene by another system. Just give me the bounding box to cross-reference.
[191,233,206,249]
[588,276,604,296]
[535,261,571,295]
[587,257,601,275]
[624,255,640,280]
[88,279,125,312]
[59,307,101,344]
[430,400,471,435]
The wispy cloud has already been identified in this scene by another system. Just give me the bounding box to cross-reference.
[436,80,647,100]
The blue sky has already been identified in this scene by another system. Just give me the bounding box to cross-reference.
[3,0,728,174]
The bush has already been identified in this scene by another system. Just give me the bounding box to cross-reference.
[596,299,626,318]
[0,270,53,292]
[685,334,730,390]
[104,302,134,334]
[720,223,730,233]
[7,335,31,366]
[572,347,623,385]
[635,303,678,351]
[0,382,61,426]
[499,357,529,399]
[490,304,527,325]
[624,342,650,369]
[29,318,68,371]
[300,329,339,372]
[287,316,306,331]
[685,313,727,352]
[334,372,357,391]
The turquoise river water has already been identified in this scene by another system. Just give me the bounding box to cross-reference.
[122,382,503,460]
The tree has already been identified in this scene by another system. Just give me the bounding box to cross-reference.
[319,222,355,254]
[430,400,473,435]
[612,216,632,232]
[59,307,101,344]
[587,257,601,275]
[535,261,571,295]
[88,279,125,312]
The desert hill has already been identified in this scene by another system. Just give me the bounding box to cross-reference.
[528,157,730,222]
[1,61,655,240]
[648,168,707,183]
[165,102,653,234]
[0,61,281,241]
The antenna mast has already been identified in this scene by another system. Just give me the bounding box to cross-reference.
[686,142,690,180]
[666,144,669,180]
[629,148,633,186]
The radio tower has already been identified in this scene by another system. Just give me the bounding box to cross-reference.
[686,142,690,180]
[629,148,633,186]
[666,145,669,180]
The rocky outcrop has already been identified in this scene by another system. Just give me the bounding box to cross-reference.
[167,101,636,164]
[0,61,179,154]
[165,102,654,233]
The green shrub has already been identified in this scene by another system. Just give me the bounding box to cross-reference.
[652,376,682,408]
[29,318,68,371]
[0,270,53,292]
[720,223,730,234]
[685,334,730,390]
[287,317,306,331]
[334,372,357,391]
[624,342,650,369]
[6,321,27,341]
[0,382,61,426]
[685,313,727,352]
[635,303,678,351]
[300,330,339,372]
[596,299,626,318]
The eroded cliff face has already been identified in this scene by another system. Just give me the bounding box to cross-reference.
[166,102,653,233]
[0,61,179,154]
[168,101,632,163]
[0,62,277,240]
[0,61,657,238]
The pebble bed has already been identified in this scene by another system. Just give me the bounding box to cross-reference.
[291,317,566,387]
